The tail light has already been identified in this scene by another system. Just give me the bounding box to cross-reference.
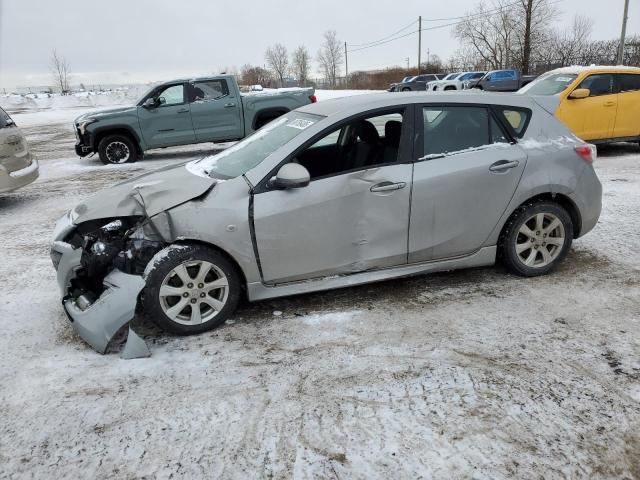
[575,145,596,163]
[309,95,317,103]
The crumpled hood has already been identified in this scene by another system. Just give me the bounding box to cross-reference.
[72,164,217,224]
[74,105,139,123]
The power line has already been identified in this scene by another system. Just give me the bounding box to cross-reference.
[348,0,563,55]
[421,0,524,22]
[348,19,418,48]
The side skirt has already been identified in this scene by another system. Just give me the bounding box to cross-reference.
[247,246,497,301]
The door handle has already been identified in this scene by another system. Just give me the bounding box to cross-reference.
[177,108,190,113]
[603,101,616,107]
[370,181,407,193]
[489,160,520,172]
[224,103,236,108]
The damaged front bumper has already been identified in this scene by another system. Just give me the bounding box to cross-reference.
[50,215,150,358]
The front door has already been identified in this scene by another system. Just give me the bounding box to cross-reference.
[409,104,528,262]
[253,110,413,284]
[557,73,617,141]
[188,79,243,142]
[137,83,196,148]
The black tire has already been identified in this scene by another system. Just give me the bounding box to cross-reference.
[98,134,138,165]
[499,201,573,277]
[401,87,411,92]
[141,244,241,335]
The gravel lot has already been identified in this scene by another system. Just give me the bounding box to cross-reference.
[1,105,639,479]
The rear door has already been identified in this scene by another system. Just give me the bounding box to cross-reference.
[409,104,528,262]
[613,73,640,139]
[556,73,617,141]
[137,83,196,148]
[188,79,243,142]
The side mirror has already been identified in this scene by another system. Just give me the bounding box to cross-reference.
[569,88,590,99]
[271,163,310,189]
[142,98,157,108]
[158,96,167,105]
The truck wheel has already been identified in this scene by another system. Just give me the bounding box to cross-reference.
[142,244,241,335]
[499,201,573,277]
[98,134,138,165]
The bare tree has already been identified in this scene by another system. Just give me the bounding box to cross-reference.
[317,30,343,88]
[292,46,311,86]
[265,44,289,87]
[454,1,518,70]
[547,15,594,66]
[50,49,71,95]
[240,64,273,87]
[514,0,557,73]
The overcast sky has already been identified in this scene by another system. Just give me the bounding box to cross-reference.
[0,0,637,89]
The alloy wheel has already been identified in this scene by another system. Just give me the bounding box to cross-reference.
[515,212,566,268]
[105,141,130,164]
[159,260,229,325]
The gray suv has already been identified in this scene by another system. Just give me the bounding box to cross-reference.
[52,92,602,356]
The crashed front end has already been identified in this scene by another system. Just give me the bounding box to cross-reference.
[51,212,166,357]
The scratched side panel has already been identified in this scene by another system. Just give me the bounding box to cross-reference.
[253,164,413,284]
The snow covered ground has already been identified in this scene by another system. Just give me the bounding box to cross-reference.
[0,99,639,479]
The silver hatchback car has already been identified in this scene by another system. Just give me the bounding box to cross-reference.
[0,107,38,193]
[51,92,602,356]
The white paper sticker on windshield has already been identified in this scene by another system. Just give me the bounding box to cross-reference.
[555,76,574,82]
[287,119,315,130]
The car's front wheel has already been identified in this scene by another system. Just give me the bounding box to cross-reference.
[98,134,138,165]
[142,244,241,335]
[500,201,573,277]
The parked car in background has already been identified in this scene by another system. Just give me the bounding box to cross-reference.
[427,71,486,91]
[519,65,640,145]
[467,70,537,91]
[0,107,38,193]
[73,75,316,164]
[388,76,415,92]
[51,91,602,355]
[390,73,444,91]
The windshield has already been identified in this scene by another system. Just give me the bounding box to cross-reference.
[444,73,460,80]
[188,112,323,179]
[519,73,578,95]
[460,72,483,81]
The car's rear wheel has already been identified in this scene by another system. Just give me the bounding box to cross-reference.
[142,244,241,335]
[401,87,411,92]
[98,134,138,165]
[499,201,573,277]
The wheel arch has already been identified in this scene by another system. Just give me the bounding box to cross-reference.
[252,107,290,130]
[498,192,582,240]
[171,238,249,295]
[93,126,143,154]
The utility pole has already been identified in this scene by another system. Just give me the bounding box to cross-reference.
[617,0,630,65]
[344,42,349,87]
[418,16,422,75]
[406,57,410,71]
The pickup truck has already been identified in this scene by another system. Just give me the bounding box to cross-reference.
[74,75,316,164]
[390,73,444,92]
[466,69,537,92]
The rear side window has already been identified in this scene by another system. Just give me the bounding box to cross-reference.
[422,106,509,157]
[495,107,531,138]
[618,74,640,93]
[189,80,230,102]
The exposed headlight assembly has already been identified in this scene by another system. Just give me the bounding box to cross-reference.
[78,118,97,134]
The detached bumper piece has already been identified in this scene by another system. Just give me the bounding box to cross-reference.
[64,269,150,359]
[74,142,92,157]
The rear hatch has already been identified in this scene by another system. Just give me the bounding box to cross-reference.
[0,111,32,173]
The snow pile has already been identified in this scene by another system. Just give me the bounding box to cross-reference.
[0,87,148,112]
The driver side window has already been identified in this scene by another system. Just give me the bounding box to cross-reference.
[294,110,406,181]
[156,84,185,106]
